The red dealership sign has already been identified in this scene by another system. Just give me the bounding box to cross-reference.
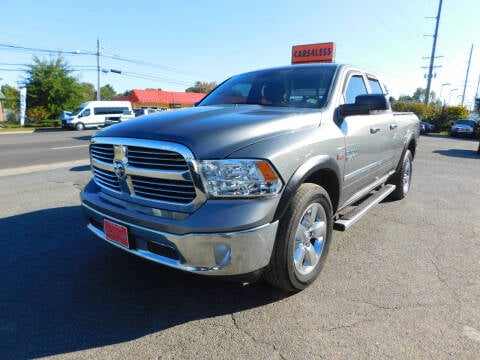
[292,42,335,64]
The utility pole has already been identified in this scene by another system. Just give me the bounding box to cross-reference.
[425,0,443,105]
[97,39,101,101]
[461,44,473,106]
[476,75,480,99]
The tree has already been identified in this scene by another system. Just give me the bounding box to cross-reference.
[119,90,132,97]
[412,87,438,104]
[100,84,116,100]
[186,81,217,93]
[1,84,19,110]
[412,88,426,103]
[76,82,96,106]
[24,56,83,119]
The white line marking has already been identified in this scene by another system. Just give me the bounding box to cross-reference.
[51,145,89,150]
[0,160,89,177]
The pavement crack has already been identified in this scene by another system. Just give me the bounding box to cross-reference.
[323,318,374,332]
[230,313,286,359]
[427,249,462,303]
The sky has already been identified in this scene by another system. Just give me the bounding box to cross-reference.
[1,0,479,108]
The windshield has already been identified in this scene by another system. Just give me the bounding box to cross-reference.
[199,65,337,109]
[72,105,86,116]
[455,119,475,126]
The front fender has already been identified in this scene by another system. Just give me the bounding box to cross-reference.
[273,155,340,221]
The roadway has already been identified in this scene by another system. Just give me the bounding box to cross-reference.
[0,129,95,176]
[0,133,479,359]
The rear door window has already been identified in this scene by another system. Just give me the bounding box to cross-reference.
[368,78,383,94]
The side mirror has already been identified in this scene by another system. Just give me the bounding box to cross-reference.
[338,94,389,118]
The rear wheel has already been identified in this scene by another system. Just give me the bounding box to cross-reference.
[389,149,413,200]
[264,183,333,292]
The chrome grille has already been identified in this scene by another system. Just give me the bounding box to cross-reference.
[127,146,188,170]
[89,138,202,207]
[90,143,114,163]
[131,175,196,203]
[93,166,121,192]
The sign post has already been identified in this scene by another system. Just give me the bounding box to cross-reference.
[19,86,27,127]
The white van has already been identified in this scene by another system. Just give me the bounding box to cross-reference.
[63,101,133,130]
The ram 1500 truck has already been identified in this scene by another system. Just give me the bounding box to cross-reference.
[81,63,419,291]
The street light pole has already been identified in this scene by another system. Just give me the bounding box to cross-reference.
[97,39,101,101]
[448,88,458,105]
[439,82,450,105]
[461,44,473,106]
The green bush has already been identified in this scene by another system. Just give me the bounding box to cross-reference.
[27,106,49,122]
[392,101,470,131]
[24,119,60,128]
[0,119,60,130]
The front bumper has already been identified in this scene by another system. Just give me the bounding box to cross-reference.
[451,128,474,136]
[81,180,280,276]
[62,120,75,129]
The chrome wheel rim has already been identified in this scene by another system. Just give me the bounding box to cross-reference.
[402,156,411,194]
[293,203,327,277]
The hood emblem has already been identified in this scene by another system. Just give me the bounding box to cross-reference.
[113,160,126,179]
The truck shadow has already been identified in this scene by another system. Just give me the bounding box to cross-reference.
[0,206,287,360]
[73,135,93,141]
[70,165,91,172]
[433,149,480,159]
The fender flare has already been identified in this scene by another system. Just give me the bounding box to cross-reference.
[273,155,341,222]
[395,132,417,173]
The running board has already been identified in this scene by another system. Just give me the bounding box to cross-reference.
[334,184,396,231]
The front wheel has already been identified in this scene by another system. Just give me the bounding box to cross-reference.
[75,122,85,131]
[264,183,333,292]
[389,149,413,200]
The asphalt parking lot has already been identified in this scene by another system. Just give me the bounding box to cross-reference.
[0,134,479,359]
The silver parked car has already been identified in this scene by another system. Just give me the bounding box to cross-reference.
[450,119,478,137]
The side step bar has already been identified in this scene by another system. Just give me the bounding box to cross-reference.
[334,184,396,231]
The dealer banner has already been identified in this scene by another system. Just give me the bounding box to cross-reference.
[292,42,335,64]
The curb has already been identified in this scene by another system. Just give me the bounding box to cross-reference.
[0,128,67,135]
[0,130,35,135]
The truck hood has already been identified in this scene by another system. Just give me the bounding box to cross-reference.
[94,105,321,158]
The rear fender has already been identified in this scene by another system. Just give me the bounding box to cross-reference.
[396,133,417,173]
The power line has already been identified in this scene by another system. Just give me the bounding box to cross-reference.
[358,0,421,54]
[0,42,218,79]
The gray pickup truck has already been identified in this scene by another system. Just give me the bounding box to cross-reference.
[81,63,419,291]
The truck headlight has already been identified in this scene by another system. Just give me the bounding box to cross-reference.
[199,159,283,198]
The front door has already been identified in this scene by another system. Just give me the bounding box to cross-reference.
[341,73,393,202]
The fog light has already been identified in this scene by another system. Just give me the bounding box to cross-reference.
[214,244,231,268]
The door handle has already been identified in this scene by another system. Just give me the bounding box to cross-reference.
[389,124,398,130]
[370,127,381,134]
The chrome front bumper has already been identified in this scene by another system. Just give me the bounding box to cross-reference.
[83,202,278,276]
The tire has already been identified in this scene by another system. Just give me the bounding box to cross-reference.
[264,183,333,292]
[75,122,85,131]
[389,149,413,200]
